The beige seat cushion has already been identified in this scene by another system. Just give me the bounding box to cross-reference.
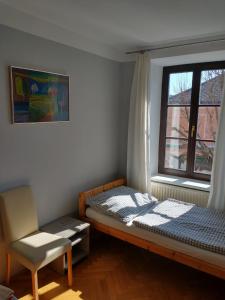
[8,231,71,271]
[0,186,38,242]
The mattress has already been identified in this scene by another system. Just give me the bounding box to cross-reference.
[86,207,225,268]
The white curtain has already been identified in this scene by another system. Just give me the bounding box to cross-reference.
[127,52,151,193]
[208,77,225,210]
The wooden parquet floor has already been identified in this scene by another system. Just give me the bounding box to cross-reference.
[8,234,225,300]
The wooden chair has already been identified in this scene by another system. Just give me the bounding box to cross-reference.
[0,186,73,300]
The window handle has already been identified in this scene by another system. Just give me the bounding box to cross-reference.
[191,125,196,138]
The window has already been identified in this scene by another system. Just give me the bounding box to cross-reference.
[159,61,225,181]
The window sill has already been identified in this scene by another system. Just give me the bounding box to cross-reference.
[151,174,210,192]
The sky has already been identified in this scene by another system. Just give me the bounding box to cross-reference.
[169,69,224,96]
[169,72,193,96]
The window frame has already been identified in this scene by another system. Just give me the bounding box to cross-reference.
[158,61,225,181]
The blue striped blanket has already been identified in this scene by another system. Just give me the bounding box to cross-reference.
[133,199,225,255]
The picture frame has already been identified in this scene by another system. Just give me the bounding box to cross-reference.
[9,66,70,123]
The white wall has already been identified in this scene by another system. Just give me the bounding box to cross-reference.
[0,25,121,281]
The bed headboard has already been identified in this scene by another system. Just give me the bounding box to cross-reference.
[78,178,126,219]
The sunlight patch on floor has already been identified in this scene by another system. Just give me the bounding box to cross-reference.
[38,281,60,295]
[19,282,83,300]
[52,289,83,299]
[19,294,33,300]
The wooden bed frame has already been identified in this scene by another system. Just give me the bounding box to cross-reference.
[79,178,225,280]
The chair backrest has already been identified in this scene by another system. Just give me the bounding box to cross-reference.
[0,186,38,243]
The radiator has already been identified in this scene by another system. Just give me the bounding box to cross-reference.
[151,181,209,207]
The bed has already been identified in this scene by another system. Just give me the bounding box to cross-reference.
[79,178,225,280]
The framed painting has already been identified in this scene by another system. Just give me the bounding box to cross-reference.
[9,66,69,123]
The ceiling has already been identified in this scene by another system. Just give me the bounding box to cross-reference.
[1,0,225,61]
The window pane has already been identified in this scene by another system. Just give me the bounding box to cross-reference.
[197,107,221,140]
[166,106,190,138]
[168,72,193,105]
[194,141,215,175]
[165,139,188,171]
[199,70,225,105]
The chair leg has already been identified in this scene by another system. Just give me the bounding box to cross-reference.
[67,248,73,287]
[5,253,11,285]
[31,271,39,300]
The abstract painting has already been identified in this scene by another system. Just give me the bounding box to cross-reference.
[10,66,69,123]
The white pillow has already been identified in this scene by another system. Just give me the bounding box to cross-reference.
[88,186,158,223]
